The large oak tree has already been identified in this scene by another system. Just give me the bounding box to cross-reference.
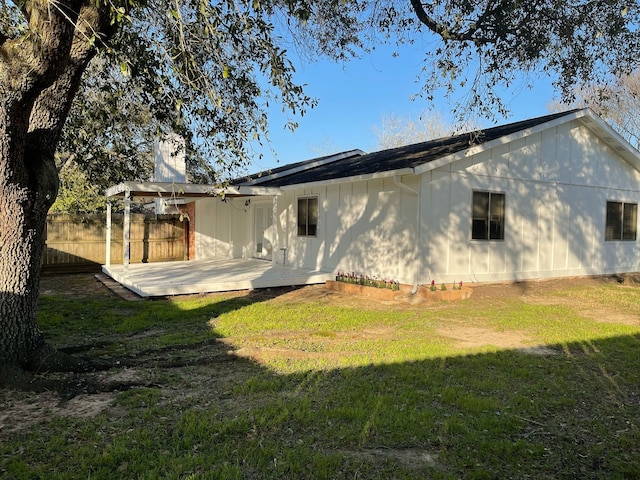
[1,0,638,375]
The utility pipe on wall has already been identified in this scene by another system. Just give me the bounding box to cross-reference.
[393,175,421,294]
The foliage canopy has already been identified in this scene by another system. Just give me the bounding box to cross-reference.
[18,0,640,187]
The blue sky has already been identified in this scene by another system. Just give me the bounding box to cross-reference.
[250,40,559,172]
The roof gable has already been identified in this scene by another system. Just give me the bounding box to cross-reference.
[238,110,584,188]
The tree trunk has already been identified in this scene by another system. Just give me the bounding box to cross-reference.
[0,1,114,373]
[0,136,57,368]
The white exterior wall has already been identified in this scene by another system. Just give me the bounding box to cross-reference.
[420,120,640,284]
[194,197,252,260]
[277,177,419,283]
[191,118,640,285]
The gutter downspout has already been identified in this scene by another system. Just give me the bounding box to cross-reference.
[393,175,421,294]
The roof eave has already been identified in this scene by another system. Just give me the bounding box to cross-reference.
[239,149,367,186]
[105,181,281,199]
[414,108,640,175]
[414,110,589,175]
[579,109,640,173]
[278,168,415,190]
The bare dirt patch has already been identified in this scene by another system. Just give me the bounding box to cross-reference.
[341,448,439,471]
[0,390,116,433]
[40,273,114,298]
[436,325,530,350]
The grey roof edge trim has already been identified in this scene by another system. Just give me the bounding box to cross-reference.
[241,149,367,186]
[279,167,415,190]
[105,181,281,198]
[413,109,589,175]
[579,109,640,173]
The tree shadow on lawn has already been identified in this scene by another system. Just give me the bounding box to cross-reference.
[0,272,640,479]
[3,332,640,479]
[2,275,640,478]
[1,280,303,396]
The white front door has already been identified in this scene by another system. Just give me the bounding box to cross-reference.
[254,205,273,260]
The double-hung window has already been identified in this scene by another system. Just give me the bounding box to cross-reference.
[297,197,318,237]
[605,201,637,241]
[472,191,505,240]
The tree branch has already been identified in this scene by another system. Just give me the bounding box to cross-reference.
[409,0,454,39]
[408,0,495,44]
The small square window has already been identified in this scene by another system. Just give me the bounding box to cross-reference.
[297,197,318,237]
[606,201,637,241]
[472,191,505,240]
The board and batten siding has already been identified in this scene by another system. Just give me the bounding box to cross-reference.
[420,119,640,283]
[195,196,277,261]
[277,176,419,283]
[195,196,250,260]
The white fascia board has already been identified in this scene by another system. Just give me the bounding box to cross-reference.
[105,181,214,198]
[241,149,367,186]
[279,168,415,190]
[579,109,640,173]
[414,109,589,175]
[231,185,282,196]
[105,181,281,198]
[105,182,130,197]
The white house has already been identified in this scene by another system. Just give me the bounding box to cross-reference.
[104,109,640,296]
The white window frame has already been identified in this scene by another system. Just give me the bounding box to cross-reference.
[605,200,637,241]
[471,190,505,241]
[297,196,318,237]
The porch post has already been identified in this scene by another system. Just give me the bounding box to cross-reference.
[272,195,278,265]
[123,190,131,272]
[105,201,112,267]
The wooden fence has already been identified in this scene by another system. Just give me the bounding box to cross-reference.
[42,213,188,273]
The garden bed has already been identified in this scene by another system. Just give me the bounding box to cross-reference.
[325,280,473,302]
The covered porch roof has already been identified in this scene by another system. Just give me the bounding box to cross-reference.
[105,181,281,200]
[102,258,333,297]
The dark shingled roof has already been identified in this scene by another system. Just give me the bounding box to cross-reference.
[230,150,364,185]
[236,110,580,188]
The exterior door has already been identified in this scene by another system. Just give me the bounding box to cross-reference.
[254,204,273,260]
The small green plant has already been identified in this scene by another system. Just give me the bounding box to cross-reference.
[336,271,401,290]
[430,280,437,292]
[440,283,447,291]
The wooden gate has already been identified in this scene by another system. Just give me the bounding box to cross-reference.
[42,213,188,273]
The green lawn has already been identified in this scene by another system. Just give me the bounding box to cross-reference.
[1,278,639,479]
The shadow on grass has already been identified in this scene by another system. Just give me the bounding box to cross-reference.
[34,282,305,370]
[1,282,302,395]
[3,278,639,479]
